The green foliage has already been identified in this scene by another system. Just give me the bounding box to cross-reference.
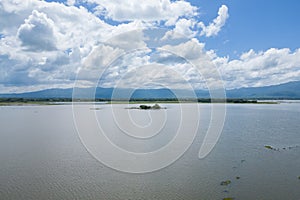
[139,104,163,110]
[264,145,273,150]
[220,180,231,186]
[139,105,151,109]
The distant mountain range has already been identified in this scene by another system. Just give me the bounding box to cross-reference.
[226,81,300,99]
[1,81,300,99]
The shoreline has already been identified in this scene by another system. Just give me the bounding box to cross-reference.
[0,99,282,106]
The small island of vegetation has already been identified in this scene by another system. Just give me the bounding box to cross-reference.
[127,103,166,110]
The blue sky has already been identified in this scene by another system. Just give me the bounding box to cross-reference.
[0,0,300,92]
[195,0,300,57]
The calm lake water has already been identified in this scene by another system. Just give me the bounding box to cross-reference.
[0,103,300,200]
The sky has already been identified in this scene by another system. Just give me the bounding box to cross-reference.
[0,0,300,93]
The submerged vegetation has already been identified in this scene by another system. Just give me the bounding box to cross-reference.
[264,144,299,151]
[264,145,275,150]
[220,180,232,186]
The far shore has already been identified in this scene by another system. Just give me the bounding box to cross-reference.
[0,98,287,106]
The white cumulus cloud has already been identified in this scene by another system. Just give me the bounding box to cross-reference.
[198,5,229,37]
[216,48,300,88]
[17,10,57,51]
[88,0,197,24]
[162,18,196,40]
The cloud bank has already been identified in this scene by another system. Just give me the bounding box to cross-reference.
[0,0,299,93]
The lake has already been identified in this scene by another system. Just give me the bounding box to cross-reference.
[0,103,300,200]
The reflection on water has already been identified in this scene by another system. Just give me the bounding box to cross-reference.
[0,103,300,200]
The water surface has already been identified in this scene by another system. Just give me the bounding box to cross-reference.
[0,103,299,200]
